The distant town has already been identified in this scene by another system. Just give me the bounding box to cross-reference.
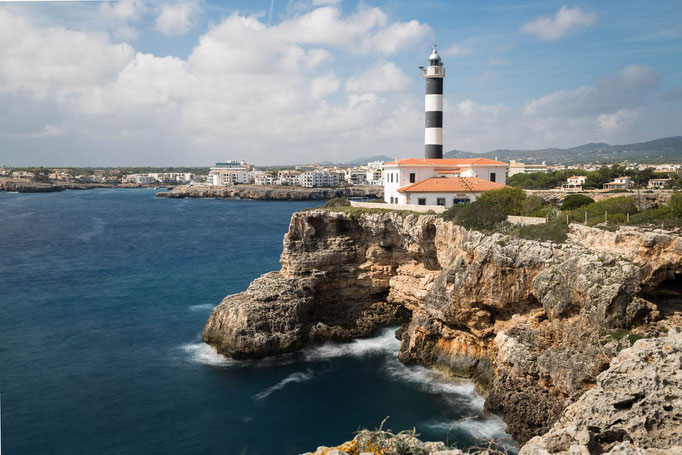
[2,158,682,193]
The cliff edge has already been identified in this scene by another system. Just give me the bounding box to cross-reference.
[203,209,682,449]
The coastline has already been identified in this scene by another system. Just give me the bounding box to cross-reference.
[155,184,383,201]
[0,178,165,193]
[202,208,682,453]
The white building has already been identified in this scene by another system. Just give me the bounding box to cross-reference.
[603,176,631,190]
[12,171,35,179]
[207,161,252,186]
[123,174,156,184]
[508,160,550,176]
[562,175,587,192]
[298,170,344,188]
[647,178,671,189]
[276,170,301,186]
[382,158,508,207]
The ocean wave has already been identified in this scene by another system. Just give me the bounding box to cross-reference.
[181,342,239,367]
[188,304,215,312]
[252,370,315,401]
[424,415,508,440]
[384,357,481,403]
[302,327,400,361]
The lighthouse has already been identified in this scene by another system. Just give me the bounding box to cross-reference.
[421,46,445,159]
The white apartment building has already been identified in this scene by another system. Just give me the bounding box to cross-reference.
[508,160,550,176]
[277,170,301,186]
[298,170,344,188]
[383,158,508,207]
[123,174,156,184]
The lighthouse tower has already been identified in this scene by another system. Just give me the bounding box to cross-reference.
[422,46,445,159]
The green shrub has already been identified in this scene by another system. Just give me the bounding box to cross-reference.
[521,195,546,216]
[605,189,630,193]
[568,196,637,225]
[561,194,594,210]
[515,219,568,243]
[324,197,351,208]
[441,202,507,231]
[630,206,675,226]
[476,187,527,215]
[669,192,682,218]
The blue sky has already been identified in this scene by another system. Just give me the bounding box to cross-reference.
[1,0,680,166]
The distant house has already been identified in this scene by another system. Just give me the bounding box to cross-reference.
[647,178,671,189]
[12,171,34,180]
[603,176,631,190]
[562,175,586,192]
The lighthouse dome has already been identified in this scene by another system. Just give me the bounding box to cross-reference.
[428,48,441,65]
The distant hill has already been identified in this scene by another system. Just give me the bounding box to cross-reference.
[342,155,395,165]
[444,136,682,164]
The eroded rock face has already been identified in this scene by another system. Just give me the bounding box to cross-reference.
[520,328,682,455]
[203,209,682,444]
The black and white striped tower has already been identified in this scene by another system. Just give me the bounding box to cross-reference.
[422,46,445,159]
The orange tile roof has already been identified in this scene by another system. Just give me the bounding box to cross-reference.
[384,158,507,166]
[398,177,507,193]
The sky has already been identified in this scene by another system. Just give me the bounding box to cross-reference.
[0,0,681,166]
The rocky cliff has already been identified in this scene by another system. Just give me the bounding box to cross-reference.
[203,209,682,449]
[156,184,382,201]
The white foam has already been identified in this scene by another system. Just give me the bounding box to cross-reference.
[181,342,239,367]
[188,304,215,312]
[425,416,508,440]
[384,357,481,403]
[302,327,400,361]
[252,370,315,401]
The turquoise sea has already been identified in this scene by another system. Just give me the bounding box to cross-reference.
[0,189,511,454]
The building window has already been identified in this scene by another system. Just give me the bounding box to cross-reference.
[436,198,445,206]
[390,196,394,204]
[490,172,496,182]
[395,172,398,183]
[418,198,426,205]
[454,198,469,204]
[409,173,416,183]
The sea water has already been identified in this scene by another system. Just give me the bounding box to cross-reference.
[0,189,513,454]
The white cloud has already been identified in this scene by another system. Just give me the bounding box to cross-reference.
[155,2,197,36]
[345,62,410,93]
[521,5,597,41]
[442,44,464,57]
[0,5,677,166]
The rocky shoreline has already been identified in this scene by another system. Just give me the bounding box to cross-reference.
[0,178,161,193]
[202,209,682,453]
[155,184,383,201]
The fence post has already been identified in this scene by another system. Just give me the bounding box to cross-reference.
[605,211,608,223]
[584,212,588,225]
[627,212,630,223]
[566,214,569,224]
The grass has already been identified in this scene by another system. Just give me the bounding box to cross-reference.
[514,219,569,243]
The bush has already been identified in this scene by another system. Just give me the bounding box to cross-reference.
[669,192,682,218]
[521,195,546,216]
[441,202,507,231]
[630,206,675,226]
[567,196,637,225]
[561,194,594,210]
[324,197,351,208]
[515,219,568,243]
[476,187,527,215]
